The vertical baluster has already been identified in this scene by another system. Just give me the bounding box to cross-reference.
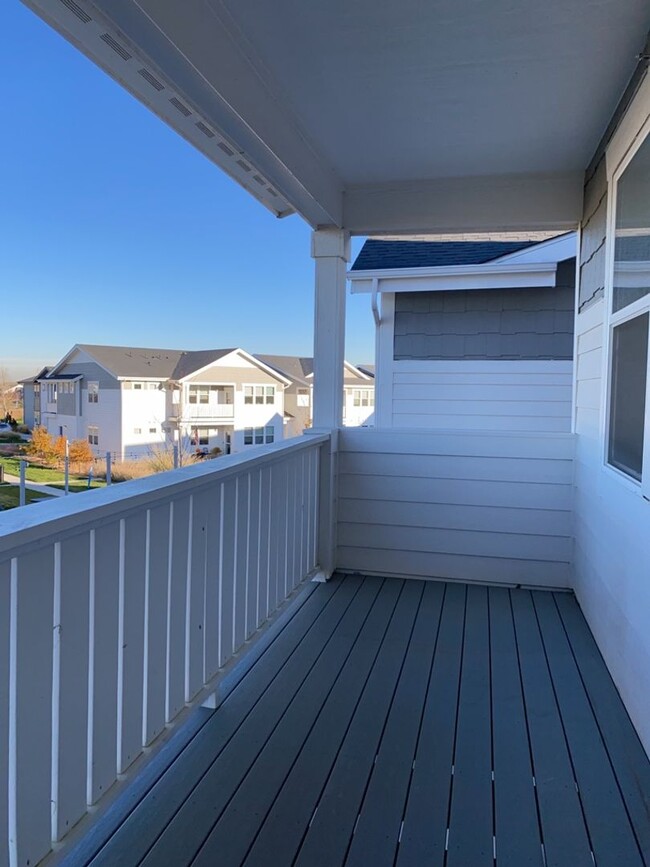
[144,504,170,745]
[186,493,208,702]
[53,535,90,841]
[247,471,261,640]
[9,547,55,867]
[87,523,120,805]
[0,559,10,865]
[117,513,146,774]
[234,475,249,652]
[203,485,222,683]
[219,479,237,666]
[166,498,190,722]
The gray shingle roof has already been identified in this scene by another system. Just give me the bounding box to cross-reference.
[171,349,236,380]
[255,355,314,385]
[73,345,238,379]
[350,239,538,271]
[77,344,188,378]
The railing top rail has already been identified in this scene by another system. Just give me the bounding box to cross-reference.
[0,433,329,558]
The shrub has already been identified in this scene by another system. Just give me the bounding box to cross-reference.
[28,427,56,463]
[69,439,94,471]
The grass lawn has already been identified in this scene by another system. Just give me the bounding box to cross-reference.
[0,457,105,491]
[0,484,52,509]
[48,480,105,493]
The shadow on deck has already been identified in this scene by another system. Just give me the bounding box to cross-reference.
[61,574,650,867]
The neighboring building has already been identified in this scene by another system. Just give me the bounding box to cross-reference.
[349,233,576,432]
[30,344,290,459]
[256,355,375,430]
[255,355,314,437]
[18,366,50,429]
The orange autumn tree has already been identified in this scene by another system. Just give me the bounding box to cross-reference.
[68,439,94,472]
[28,426,56,463]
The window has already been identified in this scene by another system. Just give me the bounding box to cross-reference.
[133,382,142,390]
[47,383,57,402]
[608,314,648,480]
[244,426,274,445]
[149,427,157,434]
[607,131,650,487]
[352,389,374,407]
[88,382,99,403]
[297,388,310,407]
[88,426,99,446]
[244,385,275,405]
[189,385,210,404]
[198,429,209,446]
[134,427,142,435]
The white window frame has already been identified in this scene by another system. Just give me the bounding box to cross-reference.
[88,381,99,404]
[243,426,275,446]
[244,385,275,405]
[88,425,99,446]
[603,110,650,499]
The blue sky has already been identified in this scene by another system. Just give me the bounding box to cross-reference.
[1,1,372,380]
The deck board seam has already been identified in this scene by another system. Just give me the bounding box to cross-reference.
[340,582,426,866]
[193,577,390,865]
[150,576,367,866]
[551,592,648,867]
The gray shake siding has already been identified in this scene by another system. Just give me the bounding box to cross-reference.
[394,260,576,361]
[579,158,608,312]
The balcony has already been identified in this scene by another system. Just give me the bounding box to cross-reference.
[177,403,236,421]
[1,429,650,866]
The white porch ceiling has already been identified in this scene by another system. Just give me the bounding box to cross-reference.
[23,0,650,233]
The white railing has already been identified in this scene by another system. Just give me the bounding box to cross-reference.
[0,434,327,867]
[183,404,235,419]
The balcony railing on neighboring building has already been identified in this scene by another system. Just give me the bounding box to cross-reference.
[0,434,327,867]
[183,403,235,419]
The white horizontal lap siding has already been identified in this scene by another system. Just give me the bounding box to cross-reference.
[337,428,575,588]
[390,360,573,432]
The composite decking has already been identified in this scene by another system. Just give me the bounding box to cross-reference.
[62,574,650,867]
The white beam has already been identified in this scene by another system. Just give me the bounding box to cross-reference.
[343,172,584,235]
[311,229,350,429]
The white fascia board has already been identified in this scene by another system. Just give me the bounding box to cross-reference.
[349,262,558,294]
[116,376,167,382]
[23,0,343,227]
[490,232,577,265]
[343,360,372,381]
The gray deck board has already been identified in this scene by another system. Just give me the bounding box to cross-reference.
[345,581,443,867]
[141,575,372,866]
[79,574,650,867]
[242,578,403,867]
[396,582,466,866]
[512,589,594,867]
[193,578,398,867]
[294,580,422,867]
[555,592,650,861]
[446,584,493,867]
[489,587,543,867]
[533,591,644,866]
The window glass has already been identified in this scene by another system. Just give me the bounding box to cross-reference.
[613,136,650,312]
[244,386,253,404]
[608,313,648,480]
[88,382,99,403]
[265,426,274,443]
[244,428,253,444]
[255,427,264,444]
[265,386,275,404]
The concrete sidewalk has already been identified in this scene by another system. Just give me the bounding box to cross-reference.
[2,473,66,498]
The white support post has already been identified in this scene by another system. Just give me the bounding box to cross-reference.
[311,228,350,429]
[19,459,26,507]
[64,440,70,496]
[309,228,349,581]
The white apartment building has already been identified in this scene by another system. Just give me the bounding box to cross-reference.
[29,345,373,460]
